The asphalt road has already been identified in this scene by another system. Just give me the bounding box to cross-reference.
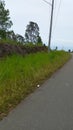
[0,55,73,130]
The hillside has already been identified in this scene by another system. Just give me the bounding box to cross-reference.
[0,48,71,120]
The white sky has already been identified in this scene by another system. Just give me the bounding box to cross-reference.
[5,0,73,50]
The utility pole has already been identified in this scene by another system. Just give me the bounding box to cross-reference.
[48,0,54,51]
[43,0,54,52]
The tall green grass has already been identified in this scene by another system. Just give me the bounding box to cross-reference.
[0,51,71,119]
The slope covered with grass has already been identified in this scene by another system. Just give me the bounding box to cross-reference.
[0,51,71,119]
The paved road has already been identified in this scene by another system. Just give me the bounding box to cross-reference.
[0,55,73,130]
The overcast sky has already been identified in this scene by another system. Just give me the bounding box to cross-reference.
[5,0,73,50]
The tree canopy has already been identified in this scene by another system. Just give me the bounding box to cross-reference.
[0,1,43,45]
[16,34,25,43]
[25,21,42,44]
[0,0,13,39]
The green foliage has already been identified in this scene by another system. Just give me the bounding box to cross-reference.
[0,38,23,45]
[6,30,16,41]
[16,34,25,43]
[37,35,42,43]
[25,21,42,44]
[0,0,13,39]
[36,36,43,45]
[0,51,71,119]
[0,30,6,39]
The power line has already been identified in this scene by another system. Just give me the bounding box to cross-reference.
[48,0,54,51]
[43,0,54,51]
[42,0,61,50]
[52,0,61,33]
[42,0,52,6]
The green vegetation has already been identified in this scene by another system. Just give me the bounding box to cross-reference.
[25,21,43,45]
[0,39,24,45]
[0,51,71,119]
[0,0,13,39]
[0,1,71,120]
[0,1,42,45]
[0,39,44,47]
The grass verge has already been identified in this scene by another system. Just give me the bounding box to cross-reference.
[0,51,71,120]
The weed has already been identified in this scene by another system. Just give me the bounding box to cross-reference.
[0,51,71,119]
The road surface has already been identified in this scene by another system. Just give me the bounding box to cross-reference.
[0,55,73,130]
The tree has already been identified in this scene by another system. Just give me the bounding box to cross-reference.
[25,21,39,44]
[6,31,16,41]
[6,31,25,44]
[0,0,13,39]
[37,36,43,45]
[16,34,25,43]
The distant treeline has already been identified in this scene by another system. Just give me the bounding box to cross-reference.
[0,0,43,45]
